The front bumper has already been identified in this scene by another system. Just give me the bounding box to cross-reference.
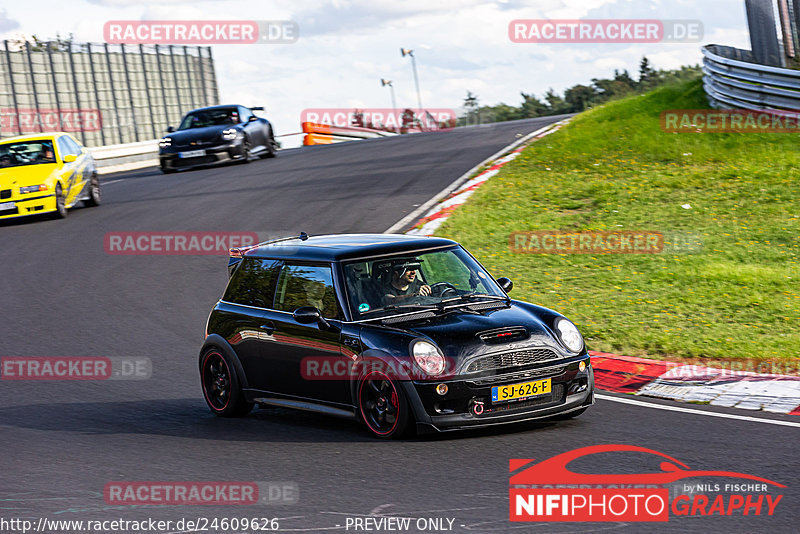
[159,140,246,170]
[0,193,56,220]
[404,356,594,432]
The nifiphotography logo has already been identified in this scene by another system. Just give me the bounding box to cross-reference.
[509,444,784,522]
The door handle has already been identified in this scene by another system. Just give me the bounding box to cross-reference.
[260,322,275,334]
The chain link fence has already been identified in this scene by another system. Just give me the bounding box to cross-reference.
[0,40,219,147]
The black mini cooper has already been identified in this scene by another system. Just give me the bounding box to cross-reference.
[200,233,594,438]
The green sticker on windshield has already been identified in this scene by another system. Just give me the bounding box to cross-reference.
[358,303,370,313]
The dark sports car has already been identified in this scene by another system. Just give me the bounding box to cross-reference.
[199,233,594,438]
[159,105,277,173]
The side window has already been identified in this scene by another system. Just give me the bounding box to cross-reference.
[238,106,253,123]
[223,259,281,308]
[56,137,72,160]
[64,137,83,155]
[274,264,339,319]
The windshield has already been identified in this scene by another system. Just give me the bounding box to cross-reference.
[0,140,56,168]
[178,108,240,130]
[343,246,507,319]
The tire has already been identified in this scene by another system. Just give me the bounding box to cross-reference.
[239,137,251,164]
[200,348,254,417]
[52,183,67,219]
[84,174,101,207]
[357,371,413,439]
[161,167,177,174]
[261,133,277,158]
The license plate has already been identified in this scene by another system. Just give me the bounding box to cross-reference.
[0,201,15,211]
[492,378,551,403]
[178,150,205,158]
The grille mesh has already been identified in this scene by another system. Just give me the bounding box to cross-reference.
[466,364,566,386]
[465,348,560,373]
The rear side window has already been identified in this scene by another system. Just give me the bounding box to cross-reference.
[274,264,339,318]
[223,258,281,308]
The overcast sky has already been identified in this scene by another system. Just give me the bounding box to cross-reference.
[1,0,751,146]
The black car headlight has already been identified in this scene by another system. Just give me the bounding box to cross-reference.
[159,137,172,148]
[222,128,241,141]
[410,339,445,376]
[555,318,584,353]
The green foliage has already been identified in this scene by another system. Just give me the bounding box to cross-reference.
[459,57,702,124]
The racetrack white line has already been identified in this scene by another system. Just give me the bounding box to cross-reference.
[596,393,800,427]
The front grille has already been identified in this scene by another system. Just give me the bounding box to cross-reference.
[0,189,11,199]
[465,347,560,373]
[466,364,567,387]
[481,384,565,414]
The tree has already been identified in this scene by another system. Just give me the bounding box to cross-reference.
[564,84,597,112]
[544,88,570,114]
[638,56,657,88]
[519,92,548,118]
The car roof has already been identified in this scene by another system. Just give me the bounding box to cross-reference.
[241,233,459,262]
[0,133,64,143]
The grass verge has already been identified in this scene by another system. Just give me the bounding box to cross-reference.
[436,79,800,361]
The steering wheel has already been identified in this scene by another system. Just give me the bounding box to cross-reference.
[429,282,458,298]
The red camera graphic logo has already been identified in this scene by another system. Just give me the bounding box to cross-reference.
[509,445,784,522]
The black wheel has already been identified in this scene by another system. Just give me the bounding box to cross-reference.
[239,137,252,163]
[84,174,101,207]
[357,371,412,439]
[261,133,277,158]
[52,183,67,219]
[161,166,177,174]
[200,349,253,417]
[550,407,587,420]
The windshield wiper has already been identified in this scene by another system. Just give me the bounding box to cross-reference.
[439,292,510,305]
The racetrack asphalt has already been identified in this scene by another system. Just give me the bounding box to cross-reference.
[1,116,797,533]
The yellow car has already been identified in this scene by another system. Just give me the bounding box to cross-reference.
[0,132,100,220]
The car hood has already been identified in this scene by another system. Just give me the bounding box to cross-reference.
[373,302,572,374]
[167,125,238,144]
[0,164,60,188]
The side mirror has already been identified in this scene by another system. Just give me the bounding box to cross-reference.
[63,154,77,163]
[293,306,321,324]
[293,306,338,332]
[251,106,264,111]
[248,115,258,122]
[166,126,175,133]
[496,277,513,293]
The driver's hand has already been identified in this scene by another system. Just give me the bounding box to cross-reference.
[417,285,431,296]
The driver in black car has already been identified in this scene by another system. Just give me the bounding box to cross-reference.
[382,261,431,305]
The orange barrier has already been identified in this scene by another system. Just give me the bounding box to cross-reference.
[301,122,395,145]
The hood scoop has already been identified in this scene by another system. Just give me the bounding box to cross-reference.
[477,326,529,344]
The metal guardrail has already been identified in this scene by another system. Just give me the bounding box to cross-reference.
[702,44,800,111]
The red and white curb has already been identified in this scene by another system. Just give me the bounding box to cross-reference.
[591,351,800,415]
[399,119,570,236]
